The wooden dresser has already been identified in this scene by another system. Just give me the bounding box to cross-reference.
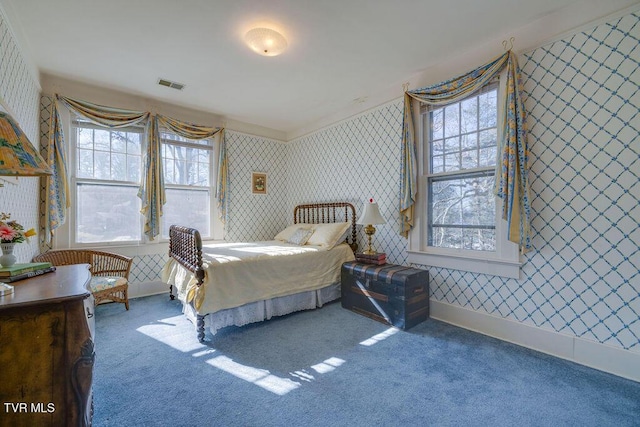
[341,261,429,330]
[0,264,95,427]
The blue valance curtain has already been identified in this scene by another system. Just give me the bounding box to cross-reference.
[45,95,227,241]
[400,51,531,251]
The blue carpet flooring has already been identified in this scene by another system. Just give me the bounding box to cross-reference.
[93,294,640,426]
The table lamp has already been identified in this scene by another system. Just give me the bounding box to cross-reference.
[357,199,386,254]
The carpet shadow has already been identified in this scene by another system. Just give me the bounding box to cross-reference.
[201,300,396,368]
[92,294,640,427]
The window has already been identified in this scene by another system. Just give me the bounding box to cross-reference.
[428,85,498,251]
[160,132,216,240]
[73,122,143,244]
[408,82,520,278]
[71,122,218,246]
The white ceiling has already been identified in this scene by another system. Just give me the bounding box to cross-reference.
[1,0,637,138]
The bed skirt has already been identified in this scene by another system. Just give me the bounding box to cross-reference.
[180,282,341,336]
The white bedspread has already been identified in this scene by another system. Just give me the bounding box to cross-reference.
[162,241,354,315]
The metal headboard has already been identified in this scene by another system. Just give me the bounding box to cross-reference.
[168,225,205,287]
[294,202,358,252]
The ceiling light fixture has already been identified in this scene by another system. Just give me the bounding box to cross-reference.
[245,28,287,57]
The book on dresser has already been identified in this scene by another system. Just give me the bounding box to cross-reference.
[0,262,53,277]
[0,263,56,282]
[355,252,386,265]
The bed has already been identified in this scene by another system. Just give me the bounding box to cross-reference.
[162,202,358,341]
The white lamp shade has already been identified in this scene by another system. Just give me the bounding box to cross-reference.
[357,202,386,225]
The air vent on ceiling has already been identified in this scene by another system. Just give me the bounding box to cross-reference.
[158,78,185,90]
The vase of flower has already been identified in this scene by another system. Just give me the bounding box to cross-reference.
[0,212,36,268]
[0,242,16,267]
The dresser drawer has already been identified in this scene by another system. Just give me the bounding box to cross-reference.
[84,293,96,339]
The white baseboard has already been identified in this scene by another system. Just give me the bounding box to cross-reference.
[430,299,640,383]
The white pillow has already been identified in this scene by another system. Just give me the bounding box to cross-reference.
[306,222,351,248]
[274,224,313,242]
[287,228,314,245]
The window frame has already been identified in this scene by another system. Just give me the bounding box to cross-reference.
[407,75,521,279]
[70,120,145,247]
[158,131,219,242]
[427,168,497,249]
[65,120,223,248]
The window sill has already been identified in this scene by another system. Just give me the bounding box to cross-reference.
[407,250,521,279]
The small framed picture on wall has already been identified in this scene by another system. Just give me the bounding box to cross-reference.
[251,172,267,194]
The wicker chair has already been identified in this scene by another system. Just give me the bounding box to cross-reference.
[33,249,132,310]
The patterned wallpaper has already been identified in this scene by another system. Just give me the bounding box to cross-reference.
[287,11,639,352]
[0,9,41,263]
[225,131,289,242]
[128,252,168,285]
[517,12,639,349]
[300,13,640,352]
[38,95,53,251]
[287,102,407,264]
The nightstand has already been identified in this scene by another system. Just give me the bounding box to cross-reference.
[341,261,429,330]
